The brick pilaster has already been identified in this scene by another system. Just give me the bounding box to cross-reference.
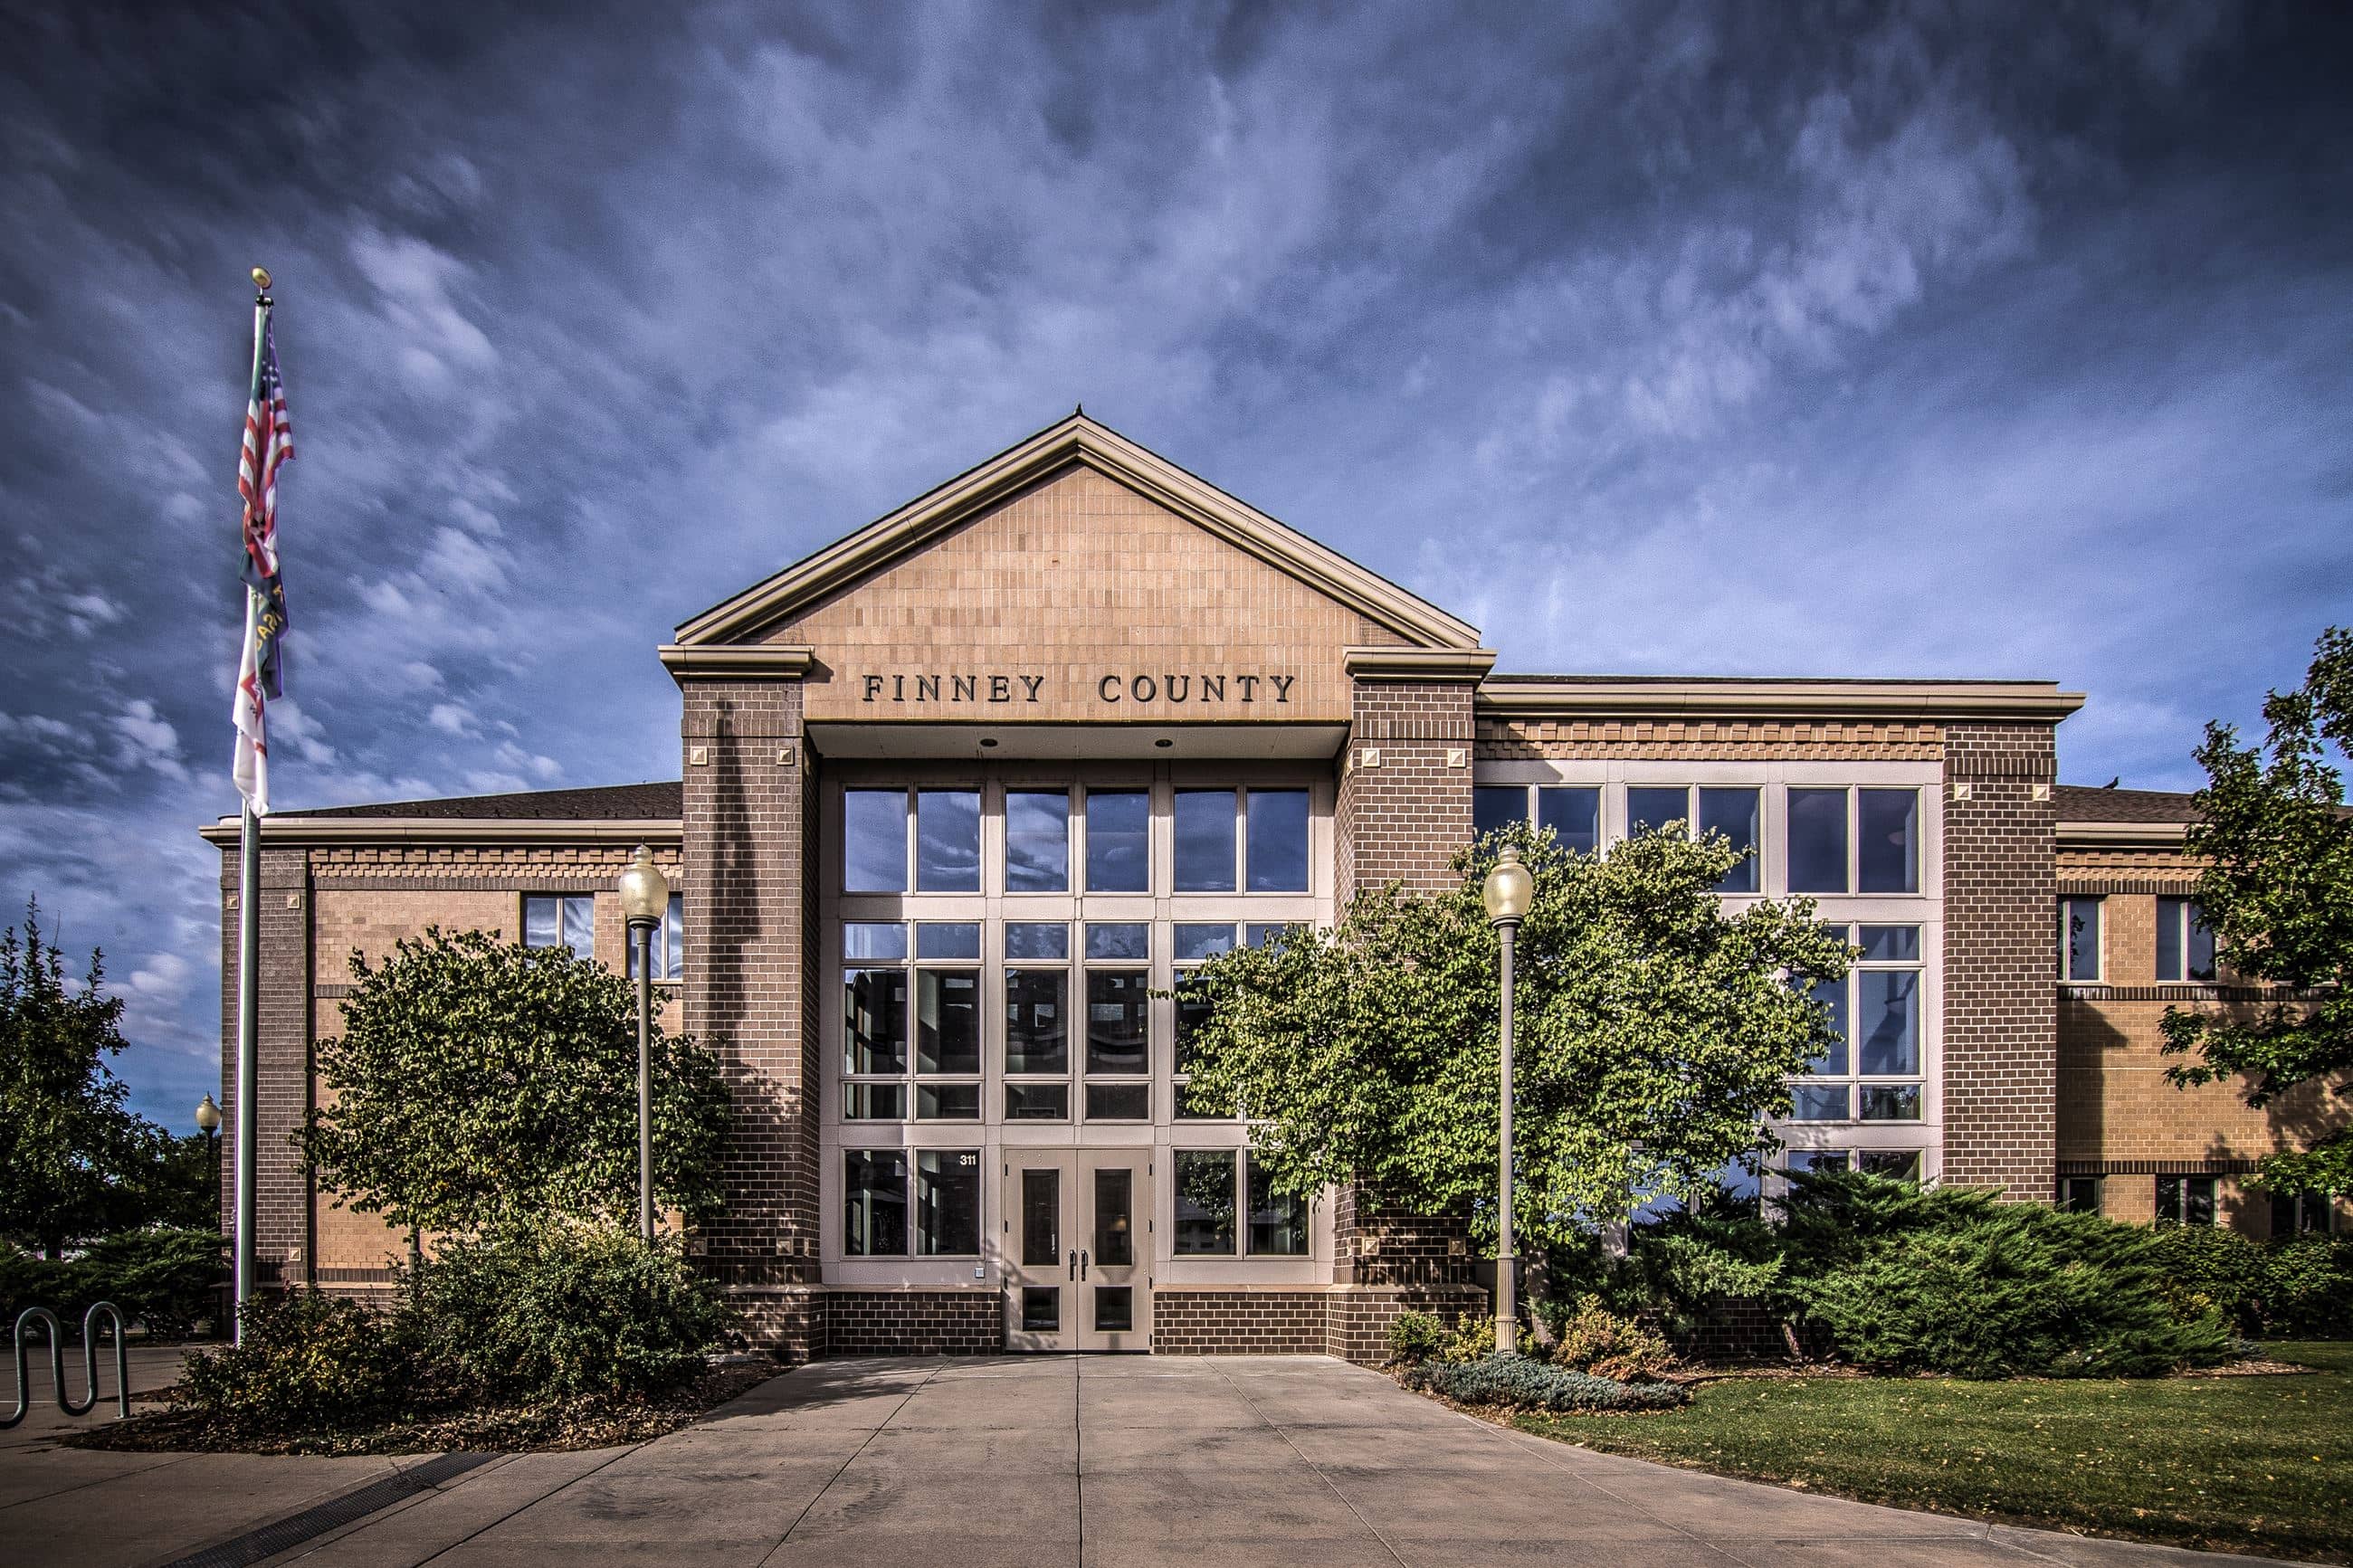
[1941,723,2061,1199]
[218,845,313,1286]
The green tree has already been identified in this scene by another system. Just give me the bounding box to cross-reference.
[0,899,177,1255]
[1179,826,1850,1245]
[2163,627,2353,1197]
[298,928,730,1234]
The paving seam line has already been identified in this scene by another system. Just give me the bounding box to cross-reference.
[258,1451,529,1564]
[757,1358,953,1562]
[1201,1359,1412,1568]
[403,1444,653,1567]
[0,1449,199,1514]
[148,1451,498,1568]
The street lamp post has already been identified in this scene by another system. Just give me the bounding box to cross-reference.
[1481,843,1534,1357]
[195,1091,223,1207]
[617,844,671,1244]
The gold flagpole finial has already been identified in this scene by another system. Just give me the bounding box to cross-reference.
[251,266,272,292]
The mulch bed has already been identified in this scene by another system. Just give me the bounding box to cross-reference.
[62,1361,782,1456]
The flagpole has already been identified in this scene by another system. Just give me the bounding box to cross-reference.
[233,271,271,1342]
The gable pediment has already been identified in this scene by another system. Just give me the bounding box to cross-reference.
[667,415,1488,724]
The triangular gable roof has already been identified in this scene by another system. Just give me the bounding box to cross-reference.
[672,413,1482,651]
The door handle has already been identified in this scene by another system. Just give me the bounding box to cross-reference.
[1081,1250,1090,1279]
[1067,1249,1076,1280]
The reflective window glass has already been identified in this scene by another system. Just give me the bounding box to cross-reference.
[916,789,981,891]
[2061,897,2102,981]
[844,789,908,892]
[1085,971,1149,1075]
[1021,1167,1060,1266]
[843,970,907,1075]
[916,1083,980,1119]
[1789,1085,1851,1121]
[1094,1168,1135,1266]
[1857,925,1919,962]
[1085,789,1150,892]
[1005,921,1068,961]
[1246,1157,1310,1256]
[1004,790,1070,893]
[917,923,981,960]
[843,1150,908,1256]
[1855,970,1919,1076]
[915,1150,979,1255]
[1005,1082,1070,1120]
[1858,1150,1921,1181]
[842,1083,904,1120]
[1086,922,1149,961]
[1627,786,1690,835]
[1175,789,1237,892]
[1787,788,1849,893]
[1004,971,1068,1075]
[1857,789,1919,894]
[1174,924,1235,961]
[562,898,594,960]
[1245,923,1298,948]
[1084,1082,1149,1120]
[1246,789,1310,891]
[1805,977,1848,1076]
[1174,974,1215,1075]
[1174,1150,1237,1254]
[843,922,908,961]
[1473,785,1525,839]
[662,894,683,981]
[1700,787,1760,893]
[1857,1085,1922,1121]
[1092,1286,1134,1332]
[1787,1149,1850,1174]
[1538,786,1600,857]
[915,971,980,1075]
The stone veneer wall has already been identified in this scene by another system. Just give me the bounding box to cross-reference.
[1941,723,2061,1199]
[681,675,824,1318]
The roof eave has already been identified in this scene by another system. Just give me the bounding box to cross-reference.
[200,817,683,849]
[1474,679,2087,723]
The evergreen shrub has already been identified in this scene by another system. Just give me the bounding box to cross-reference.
[1386,1309,1445,1364]
[1406,1353,1687,1411]
[0,1226,226,1338]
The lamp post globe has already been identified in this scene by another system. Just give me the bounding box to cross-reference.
[617,845,670,1243]
[1481,844,1532,1356]
[195,1093,222,1136]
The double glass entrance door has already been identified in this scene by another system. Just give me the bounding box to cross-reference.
[1005,1151,1148,1351]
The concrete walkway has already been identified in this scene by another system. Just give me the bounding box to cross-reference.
[0,1354,2301,1566]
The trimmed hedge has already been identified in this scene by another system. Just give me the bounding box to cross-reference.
[1405,1353,1688,1412]
[0,1226,225,1338]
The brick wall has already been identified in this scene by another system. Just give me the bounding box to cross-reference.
[218,845,314,1286]
[1337,677,1476,899]
[681,676,822,1287]
[1941,724,2060,1199]
[820,1289,1005,1355]
[1153,1289,1328,1354]
[1325,1285,1491,1364]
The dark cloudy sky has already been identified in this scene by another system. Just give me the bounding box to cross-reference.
[4,1,2349,1126]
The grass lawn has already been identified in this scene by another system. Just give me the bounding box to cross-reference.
[1516,1341,2353,1563]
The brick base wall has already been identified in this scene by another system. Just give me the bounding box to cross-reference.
[1152,1290,1329,1354]
[824,1288,1005,1355]
[1326,1285,1491,1364]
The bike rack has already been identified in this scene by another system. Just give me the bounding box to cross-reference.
[3,1304,130,1428]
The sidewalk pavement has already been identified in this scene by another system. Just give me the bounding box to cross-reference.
[0,1354,2310,1567]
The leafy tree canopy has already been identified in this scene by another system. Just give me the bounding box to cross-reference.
[1,899,194,1254]
[299,928,730,1234]
[1179,826,1849,1246]
[2164,626,2353,1195]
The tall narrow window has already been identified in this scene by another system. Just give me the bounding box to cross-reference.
[629,892,687,981]
[524,895,595,962]
[2157,897,2215,982]
[1083,922,1149,1120]
[1085,789,1149,893]
[915,1150,981,1254]
[1699,787,1761,894]
[1004,790,1071,892]
[1174,1150,1237,1254]
[2059,897,2102,982]
[843,1150,909,1256]
[1245,789,1310,891]
[1472,785,1525,839]
[1174,788,1237,892]
[1857,789,1919,894]
[1174,923,1234,1121]
[1003,920,1069,1120]
[916,789,981,892]
[1245,1155,1310,1256]
[844,789,908,892]
[1787,788,1849,893]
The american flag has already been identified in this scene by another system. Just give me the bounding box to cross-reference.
[232,318,293,814]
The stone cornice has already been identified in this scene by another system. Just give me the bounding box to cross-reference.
[1476,679,2085,724]
[200,817,682,849]
[2056,820,2193,847]
[658,643,816,683]
[1343,646,1499,680]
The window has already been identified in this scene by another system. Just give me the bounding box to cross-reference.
[1626,786,1689,836]
[2271,1192,2335,1236]
[2157,897,2216,982]
[1174,924,1234,1120]
[1245,789,1310,892]
[1083,922,1149,1120]
[1786,788,1849,893]
[917,790,981,892]
[844,1148,979,1257]
[1857,1149,1921,1182]
[1004,921,1069,1119]
[2059,897,2103,982]
[1787,1149,1850,1174]
[1700,788,1761,893]
[625,893,685,981]
[524,894,595,961]
[1174,789,1236,891]
[1173,1150,1309,1257]
[1858,789,1920,893]
[1085,788,1150,892]
[844,789,909,892]
[1005,790,1071,892]
[1787,924,1923,1125]
[2060,1177,2101,1214]
[840,922,981,1121]
[1472,784,1600,857]
[2156,1174,2217,1227]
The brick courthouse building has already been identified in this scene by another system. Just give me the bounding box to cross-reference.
[205,414,2342,1359]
